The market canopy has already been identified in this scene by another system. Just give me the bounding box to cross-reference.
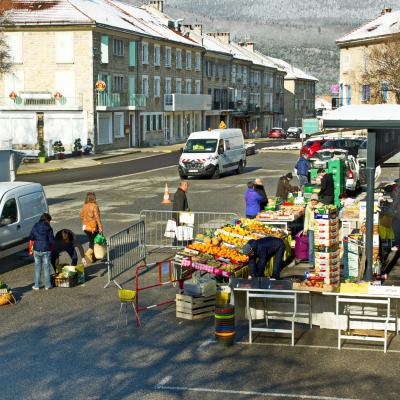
[323,104,400,166]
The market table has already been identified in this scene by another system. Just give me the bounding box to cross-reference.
[232,278,312,346]
[323,292,400,353]
[256,214,304,235]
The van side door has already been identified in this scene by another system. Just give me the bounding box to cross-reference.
[0,196,21,250]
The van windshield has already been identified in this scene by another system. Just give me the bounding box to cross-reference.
[184,139,218,153]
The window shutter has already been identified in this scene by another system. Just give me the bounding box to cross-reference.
[56,32,74,63]
[129,76,135,96]
[101,35,109,64]
[129,41,137,67]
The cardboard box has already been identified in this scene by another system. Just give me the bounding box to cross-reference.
[315,250,340,260]
[314,238,339,247]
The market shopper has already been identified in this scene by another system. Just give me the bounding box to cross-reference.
[295,153,310,189]
[51,229,86,272]
[303,193,323,270]
[254,178,268,210]
[172,180,190,246]
[29,213,55,290]
[276,172,298,201]
[245,181,266,218]
[318,168,334,205]
[241,236,286,279]
[80,192,104,250]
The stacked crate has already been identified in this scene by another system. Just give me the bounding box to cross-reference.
[327,158,345,207]
[313,211,340,287]
[343,234,362,279]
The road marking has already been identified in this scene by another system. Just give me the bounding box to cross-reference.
[157,376,172,386]
[235,341,400,353]
[154,383,360,400]
[98,152,167,165]
[197,339,215,352]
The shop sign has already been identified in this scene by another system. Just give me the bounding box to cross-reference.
[95,80,106,92]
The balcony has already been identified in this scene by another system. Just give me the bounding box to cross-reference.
[212,101,233,111]
[164,94,211,111]
[96,93,146,110]
[0,92,83,110]
[248,104,261,113]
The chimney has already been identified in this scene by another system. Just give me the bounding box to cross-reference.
[206,32,230,44]
[194,24,203,35]
[149,0,164,13]
[245,41,254,52]
[381,7,392,14]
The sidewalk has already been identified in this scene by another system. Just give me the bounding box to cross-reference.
[17,139,263,175]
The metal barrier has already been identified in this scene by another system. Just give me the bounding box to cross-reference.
[105,220,146,288]
[139,209,239,248]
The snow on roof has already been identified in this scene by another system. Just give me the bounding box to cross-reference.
[1,0,91,25]
[266,56,318,81]
[323,105,400,128]
[337,10,400,44]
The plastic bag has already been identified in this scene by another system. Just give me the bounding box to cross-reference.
[94,233,107,245]
[164,219,177,238]
[94,243,107,260]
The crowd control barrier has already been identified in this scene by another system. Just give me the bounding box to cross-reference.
[139,210,239,248]
[105,220,146,288]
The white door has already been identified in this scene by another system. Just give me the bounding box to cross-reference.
[98,113,112,145]
[0,195,21,250]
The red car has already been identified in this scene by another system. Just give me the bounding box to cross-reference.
[300,139,327,157]
[268,127,286,138]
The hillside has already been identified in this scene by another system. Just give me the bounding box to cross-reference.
[129,0,398,95]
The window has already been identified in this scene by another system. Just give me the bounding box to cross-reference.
[142,42,148,65]
[222,64,227,80]
[154,76,161,97]
[165,47,171,67]
[142,75,149,96]
[176,78,182,94]
[56,32,74,63]
[243,67,248,84]
[0,198,18,226]
[129,41,137,67]
[176,49,182,69]
[113,39,124,56]
[231,64,236,83]
[195,80,201,95]
[154,44,160,66]
[195,52,201,71]
[237,65,242,79]
[153,115,157,131]
[113,75,124,92]
[382,81,389,102]
[100,35,109,64]
[186,50,191,70]
[342,53,350,72]
[206,61,212,77]
[114,112,124,138]
[5,32,22,64]
[361,84,370,102]
[128,76,135,96]
[185,79,191,94]
[165,77,172,95]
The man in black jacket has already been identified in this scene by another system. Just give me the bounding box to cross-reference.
[172,180,189,246]
[318,168,334,205]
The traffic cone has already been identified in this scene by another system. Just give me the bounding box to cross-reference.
[162,182,171,205]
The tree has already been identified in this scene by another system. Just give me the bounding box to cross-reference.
[362,40,400,104]
[0,33,11,73]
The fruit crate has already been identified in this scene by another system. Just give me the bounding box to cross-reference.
[52,274,78,288]
[176,293,216,320]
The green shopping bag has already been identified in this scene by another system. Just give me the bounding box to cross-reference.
[94,233,107,245]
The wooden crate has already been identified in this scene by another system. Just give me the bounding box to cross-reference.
[176,293,216,320]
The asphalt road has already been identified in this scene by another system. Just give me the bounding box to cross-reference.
[18,139,296,186]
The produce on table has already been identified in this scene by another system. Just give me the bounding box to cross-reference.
[187,243,249,263]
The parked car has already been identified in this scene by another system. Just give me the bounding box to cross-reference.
[268,127,286,139]
[321,138,364,158]
[287,127,302,138]
[358,139,400,166]
[0,182,48,257]
[300,139,327,157]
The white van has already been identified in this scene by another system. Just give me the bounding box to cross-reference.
[178,129,246,179]
[0,182,48,256]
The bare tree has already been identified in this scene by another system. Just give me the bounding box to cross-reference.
[0,32,11,73]
[362,40,400,104]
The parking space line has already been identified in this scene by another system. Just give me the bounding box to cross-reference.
[236,341,400,353]
[155,382,360,400]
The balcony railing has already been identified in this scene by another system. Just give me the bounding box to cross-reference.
[96,92,146,109]
[0,95,83,108]
[248,104,261,113]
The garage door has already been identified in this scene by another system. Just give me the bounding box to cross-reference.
[98,113,112,145]
[0,112,36,146]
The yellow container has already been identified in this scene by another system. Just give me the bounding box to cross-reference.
[339,282,369,294]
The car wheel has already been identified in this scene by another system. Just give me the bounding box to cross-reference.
[212,166,221,179]
[236,161,244,175]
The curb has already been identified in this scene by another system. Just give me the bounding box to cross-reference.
[93,150,141,161]
[17,167,64,175]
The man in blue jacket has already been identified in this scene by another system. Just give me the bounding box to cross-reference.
[295,154,310,190]
[30,213,55,290]
[241,237,286,279]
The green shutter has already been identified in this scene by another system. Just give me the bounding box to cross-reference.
[100,35,109,64]
[129,76,135,95]
[129,41,137,67]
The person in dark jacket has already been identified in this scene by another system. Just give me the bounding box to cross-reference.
[276,172,298,200]
[318,168,334,205]
[241,237,286,279]
[29,213,55,290]
[254,178,268,210]
[172,180,189,246]
[51,229,86,272]
[295,154,310,189]
[245,181,265,218]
